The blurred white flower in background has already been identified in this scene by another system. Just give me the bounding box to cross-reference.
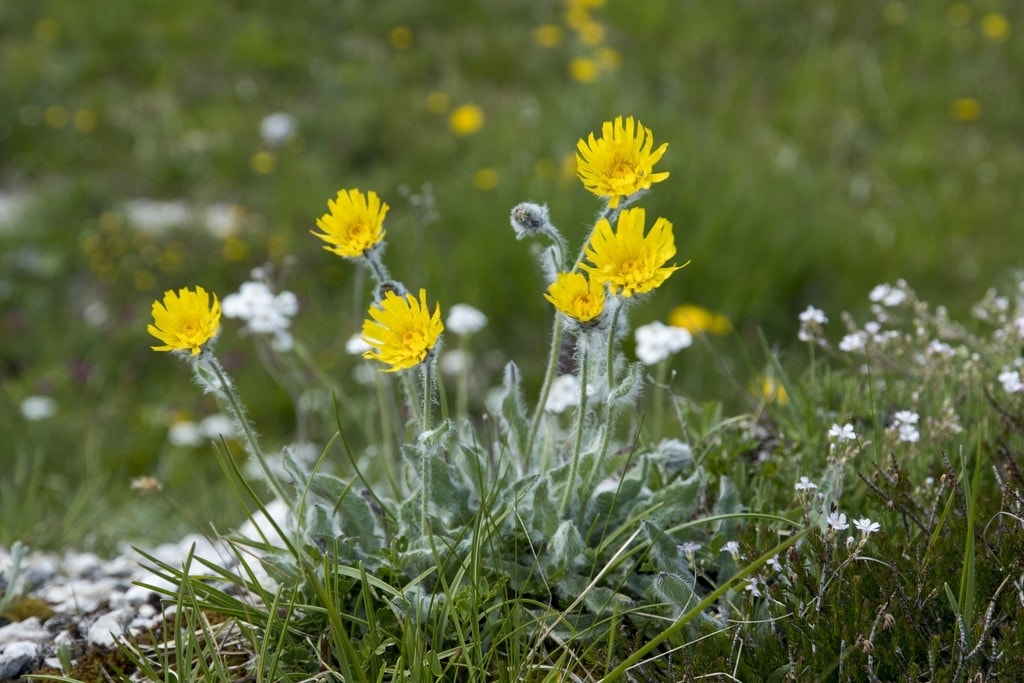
[20,395,57,421]
[223,280,299,351]
[634,321,692,366]
[259,112,298,147]
[446,303,488,336]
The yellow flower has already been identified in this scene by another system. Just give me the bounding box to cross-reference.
[569,57,599,84]
[981,13,1010,42]
[581,207,683,297]
[575,116,669,208]
[148,286,221,356]
[312,188,388,258]
[544,272,605,323]
[668,305,732,335]
[754,374,789,405]
[950,97,982,122]
[361,289,444,372]
[449,104,484,136]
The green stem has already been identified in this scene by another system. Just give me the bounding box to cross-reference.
[559,344,589,518]
[200,352,292,508]
[525,315,564,471]
[420,359,434,434]
[400,372,422,433]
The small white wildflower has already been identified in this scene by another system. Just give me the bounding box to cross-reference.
[999,368,1024,394]
[634,321,693,366]
[679,542,701,561]
[744,578,762,598]
[1013,315,1024,338]
[259,112,297,146]
[869,283,907,307]
[168,420,203,447]
[20,395,57,421]
[545,374,588,414]
[345,333,373,355]
[766,555,782,572]
[838,332,866,353]
[893,410,920,443]
[827,511,849,531]
[926,339,955,358]
[722,540,741,561]
[799,306,828,325]
[795,476,819,492]
[797,306,828,342]
[828,423,857,443]
[853,517,881,538]
[446,303,488,336]
[439,349,473,375]
[198,414,236,440]
[222,281,298,347]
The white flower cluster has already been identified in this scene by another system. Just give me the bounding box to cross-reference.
[223,280,299,351]
[545,374,596,414]
[634,321,692,366]
[446,303,488,336]
[797,305,828,343]
[892,410,920,443]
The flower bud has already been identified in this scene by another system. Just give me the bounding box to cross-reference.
[510,202,552,239]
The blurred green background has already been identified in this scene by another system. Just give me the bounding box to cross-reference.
[2,0,1022,551]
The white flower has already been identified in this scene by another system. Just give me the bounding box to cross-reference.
[168,421,203,447]
[345,333,373,355]
[999,368,1024,394]
[797,306,828,342]
[198,414,236,440]
[744,578,762,598]
[20,395,57,421]
[827,511,849,531]
[446,303,488,336]
[869,282,907,307]
[926,339,955,358]
[794,476,819,492]
[223,281,298,347]
[828,423,857,443]
[679,542,701,560]
[545,374,592,414]
[853,517,881,538]
[259,112,297,146]
[838,332,866,353]
[439,349,473,375]
[1013,315,1024,339]
[766,555,782,572]
[722,540,741,561]
[893,410,920,443]
[634,321,693,366]
[799,306,828,325]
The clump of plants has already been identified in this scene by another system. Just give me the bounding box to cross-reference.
[119,117,1024,681]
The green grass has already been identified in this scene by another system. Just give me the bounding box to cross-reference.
[3,1,1024,679]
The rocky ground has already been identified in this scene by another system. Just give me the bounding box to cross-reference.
[0,533,272,681]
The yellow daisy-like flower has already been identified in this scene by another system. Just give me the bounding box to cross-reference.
[544,272,606,323]
[669,305,732,336]
[581,207,683,297]
[361,289,444,372]
[148,286,221,356]
[312,188,388,258]
[576,115,669,208]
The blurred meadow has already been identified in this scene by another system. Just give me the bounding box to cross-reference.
[2,0,1023,553]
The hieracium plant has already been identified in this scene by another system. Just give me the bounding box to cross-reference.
[145,116,802,677]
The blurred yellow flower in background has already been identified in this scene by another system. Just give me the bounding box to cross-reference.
[473,168,499,191]
[569,57,599,83]
[582,207,683,297]
[545,272,606,323]
[576,116,669,207]
[312,188,388,258]
[362,289,444,372]
[533,24,564,48]
[389,25,413,50]
[669,305,732,336]
[449,104,485,136]
[148,286,221,356]
[950,97,982,122]
[981,13,1010,42]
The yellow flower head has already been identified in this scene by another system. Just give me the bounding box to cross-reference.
[148,286,221,356]
[576,116,669,207]
[361,289,444,372]
[449,104,485,136]
[581,207,684,297]
[544,272,606,323]
[669,305,732,336]
[312,188,388,259]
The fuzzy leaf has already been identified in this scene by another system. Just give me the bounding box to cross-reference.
[307,471,350,503]
[550,519,586,572]
[528,477,560,540]
[650,571,698,614]
[642,520,683,572]
[497,362,529,459]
